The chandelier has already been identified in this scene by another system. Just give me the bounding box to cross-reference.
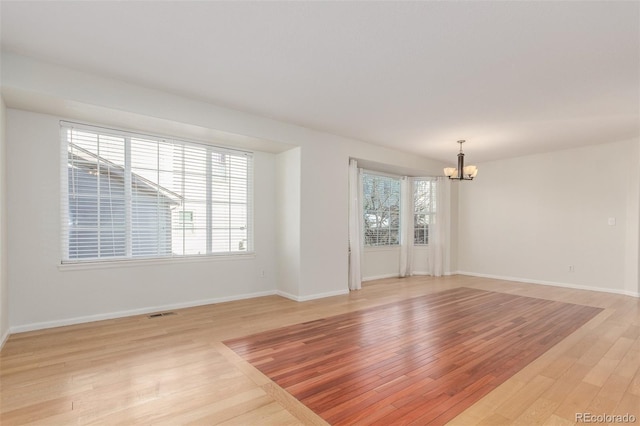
[444,140,478,180]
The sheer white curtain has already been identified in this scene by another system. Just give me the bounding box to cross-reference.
[348,159,363,290]
[399,177,414,277]
[428,177,450,277]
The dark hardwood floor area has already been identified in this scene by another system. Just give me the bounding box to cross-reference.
[224,287,602,425]
[1,275,639,425]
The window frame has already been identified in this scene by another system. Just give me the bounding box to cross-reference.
[361,172,437,248]
[60,121,254,265]
[361,172,402,247]
[413,178,437,246]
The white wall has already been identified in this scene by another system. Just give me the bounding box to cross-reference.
[2,53,448,330]
[362,247,400,280]
[0,97,8,347]
[275,147,301,298]
[298,143,350,299]
[6,109,278,331]
[362,247,431,280]
[458,139,640,296]
[626,138,640,295]
[3,52,635,336]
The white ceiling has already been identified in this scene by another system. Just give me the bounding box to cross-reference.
[1,1,638,163]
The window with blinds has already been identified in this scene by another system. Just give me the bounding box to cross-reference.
[413,178,436,245]
[61,122,253,263]
[362,173,401,246]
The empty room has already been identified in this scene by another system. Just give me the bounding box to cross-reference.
[0,1,639,425]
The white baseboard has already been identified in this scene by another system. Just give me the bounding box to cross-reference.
[9,287,352,336]
[10,290,278,334]
[276,289,349,302]
[11,271,633,337]
[362,273,399,282]
[456,271,640,298]
[412,271,455,277]
[363,271,455,281]
[0,327,10,351]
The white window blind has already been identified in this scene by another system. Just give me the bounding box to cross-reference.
[61,122,253,263]
[362,173,401,246]
[413,178,436,245]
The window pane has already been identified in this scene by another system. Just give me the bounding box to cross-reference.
[230,229,248,252]
[98,229,126,257]
[182,201,207,255]
[66,130,126,259]
[230,204,247,229]
[211,228,230,252]
[414,179,436,245]
[362,173,401,246]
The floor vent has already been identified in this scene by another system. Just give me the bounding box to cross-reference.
[148,312,177,318]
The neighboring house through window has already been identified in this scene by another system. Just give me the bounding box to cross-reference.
[62,122,253,263]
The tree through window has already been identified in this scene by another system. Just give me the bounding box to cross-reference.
[362,173,401,246]
[362,173,436,247]
[413,179,436,245]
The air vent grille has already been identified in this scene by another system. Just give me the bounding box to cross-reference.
[148,312,177,318]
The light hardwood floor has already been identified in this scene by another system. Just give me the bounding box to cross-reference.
[1,275,639,425]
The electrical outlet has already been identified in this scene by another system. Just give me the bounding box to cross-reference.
[568,265,575,272]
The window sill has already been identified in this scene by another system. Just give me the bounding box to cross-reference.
[58,252,256,271]
[364,246,401,252]
[363,245,429,252]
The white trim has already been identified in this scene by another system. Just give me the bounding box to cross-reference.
[362,273,399,282]
[10,290,276,334]
[58,252,256,271]
[359,270,459,282]
[363,246,401,253]
[360,168,403,179]
[0,328,10,351]
[60,120,254,155]
[411,271,462,278]
[456,271,640,298]
[362,272,456,281]
[275,290,299,301]
[395,271,455,277]
[276,289,349,302]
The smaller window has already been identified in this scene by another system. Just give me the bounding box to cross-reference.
[362,173,401,246]
[177,211,194,230]
[413,179,436,245]
[178,211,194,225]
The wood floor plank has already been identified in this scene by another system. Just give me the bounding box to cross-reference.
[224,287,603,425]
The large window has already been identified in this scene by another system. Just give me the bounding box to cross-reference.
[362,173,401,246]
[413,178,437,245]
[61,122,252,263]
